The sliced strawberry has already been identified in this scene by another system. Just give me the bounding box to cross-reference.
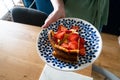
[52,37,58,44]
[79,48,86,56]
[80,37,85,44]
[68,33,79,42]
[79,41,86,56]
[54,31,65,40]
[57,25,67,32]
[65,30,72,34]
[68,41,78,50]
[71,26,79,31]
[79,43,84,49]
[61,43,69,49]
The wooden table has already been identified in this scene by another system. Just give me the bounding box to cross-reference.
[0,20,92,80]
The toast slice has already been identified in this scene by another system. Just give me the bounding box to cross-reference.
[48,25,86,63]
[48,30,79,63]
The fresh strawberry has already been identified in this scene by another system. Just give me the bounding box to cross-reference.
[54,31,65,40]
[68,33,79,41]
[71,26,79,31]
[52,37,58,44]
[68,41,78,50]
[58,25,67,32]
[79,43,84,49]
[79,42,86,55]
[65,30,72,34]
[79,48,86,56]
[80,37,85,44]
[61,43,69,49]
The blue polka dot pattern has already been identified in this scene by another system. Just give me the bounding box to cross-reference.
[37,18,102,71]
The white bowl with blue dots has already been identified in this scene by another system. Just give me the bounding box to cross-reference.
[37,18,102,71]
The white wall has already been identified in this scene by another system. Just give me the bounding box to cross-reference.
[0,0,20,19]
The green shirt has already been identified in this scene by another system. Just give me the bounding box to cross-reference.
[64,0,109,31]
